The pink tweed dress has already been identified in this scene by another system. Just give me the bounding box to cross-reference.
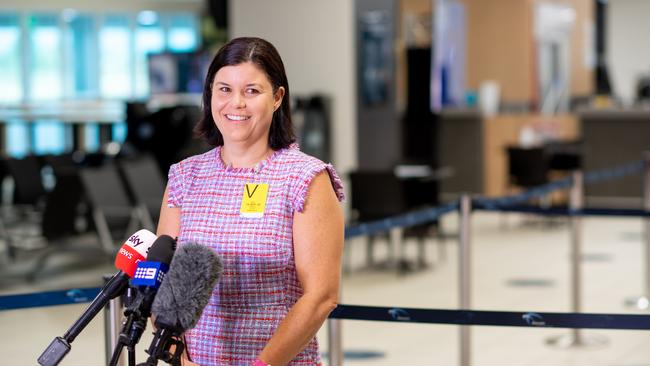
[166,144,344,366]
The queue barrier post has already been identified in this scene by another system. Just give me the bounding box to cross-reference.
[104,276,124,366]
[547,171,607,348]
[459,194,472,366]
[327,318,344,366]
[645,153,650,305]
[626,152,650,309]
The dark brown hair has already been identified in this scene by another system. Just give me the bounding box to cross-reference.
[194,37,295,149]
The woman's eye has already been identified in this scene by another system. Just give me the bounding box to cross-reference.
[218,86,230,93]
[246,88,259,95]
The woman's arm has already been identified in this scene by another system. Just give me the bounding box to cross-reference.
[157,186,181,237]
[157,187,198,366]
[257,171,344,365]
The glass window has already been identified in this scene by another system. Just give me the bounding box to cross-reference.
[65,12,97,98]
[99,14,131,98]
[34,121,66,155]
[168,13,199,52]
[112,122,127,143]
[134,11,165,97]
[84,123,100,152]
[0,13,22,103]
[6,122,29,158]
[29,13,63,101]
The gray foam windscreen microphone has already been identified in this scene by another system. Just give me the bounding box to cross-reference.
[151,243,223,332]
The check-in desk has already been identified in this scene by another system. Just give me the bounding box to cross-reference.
[580,109,650,207]
[438,110,580,199]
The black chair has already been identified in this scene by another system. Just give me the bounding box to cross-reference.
[43,152,79,178]
[505,146,559,227]
[0,158,109,280]
[22,173,108,280]
[118,154,166,231]
[79,164,143,254]
[546,140,583,172]
[1,156,47,258]
[348,171,434,273]
[5,155,47,210]
[506,146,549,190]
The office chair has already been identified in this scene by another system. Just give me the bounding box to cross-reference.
[507,146,550,189]
[546,140,583,172]
[506,146,558,226]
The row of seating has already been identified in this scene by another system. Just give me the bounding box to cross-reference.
[0,152,166,280]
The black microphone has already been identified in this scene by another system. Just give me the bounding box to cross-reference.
[38,229,157,366]
[138,243,223,366]
[109,235,177,366]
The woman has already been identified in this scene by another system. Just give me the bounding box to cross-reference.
[157,37,345,366]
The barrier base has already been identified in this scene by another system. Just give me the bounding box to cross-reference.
[624,296,650,310]
[545,333,608,349]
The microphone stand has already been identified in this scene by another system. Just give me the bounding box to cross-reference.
[38,273,130,366]
[137,327,184,366]
[108,313,139,366]
[109,290,150,366]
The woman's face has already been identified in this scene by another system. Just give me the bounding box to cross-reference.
[211,61,284,148]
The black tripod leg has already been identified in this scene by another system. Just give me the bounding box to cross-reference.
[128,345,136,366]
[109,341,125,366]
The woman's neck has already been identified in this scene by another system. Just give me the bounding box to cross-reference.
[221,142,273,168]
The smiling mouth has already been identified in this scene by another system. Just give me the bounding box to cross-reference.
[225,114,251,121]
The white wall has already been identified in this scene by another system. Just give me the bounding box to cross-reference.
[230,0,357,176]
[608,0,650,105]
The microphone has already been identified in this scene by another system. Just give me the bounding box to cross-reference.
[37,229,157,366]
[138,243,223,366]
[108,235,177,366]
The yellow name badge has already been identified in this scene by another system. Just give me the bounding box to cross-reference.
[240,183,269,218]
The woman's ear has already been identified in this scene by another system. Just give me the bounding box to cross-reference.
[274,86,285,111]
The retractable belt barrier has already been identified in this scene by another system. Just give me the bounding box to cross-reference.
[1,156,649,362]
[330,304,650,331]
[4,290,650,332]
[472,204,650,218]
[344,202,459,239]
[0,287,100,311]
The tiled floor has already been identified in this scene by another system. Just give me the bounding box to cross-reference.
[2,212,650,365]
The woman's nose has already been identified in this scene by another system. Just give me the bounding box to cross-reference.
[232,92,245,108]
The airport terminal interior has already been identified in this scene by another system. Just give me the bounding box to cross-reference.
[2,0,650,365]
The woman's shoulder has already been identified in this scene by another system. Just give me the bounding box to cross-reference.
[278,144,345,210]
[278,144,326,169]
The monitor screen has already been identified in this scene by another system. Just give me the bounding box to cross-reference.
[148,51,210,95]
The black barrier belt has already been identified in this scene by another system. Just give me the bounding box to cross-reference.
[0,287,100,311]
[344,201,459,239]
[584,160,646,185]
[330,304,650,330]
[472,203,650,218]
[5,290,650,331]
[340,159,646,239]
[474,160,646,211]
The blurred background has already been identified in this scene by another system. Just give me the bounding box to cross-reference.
[2,0,650,365]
